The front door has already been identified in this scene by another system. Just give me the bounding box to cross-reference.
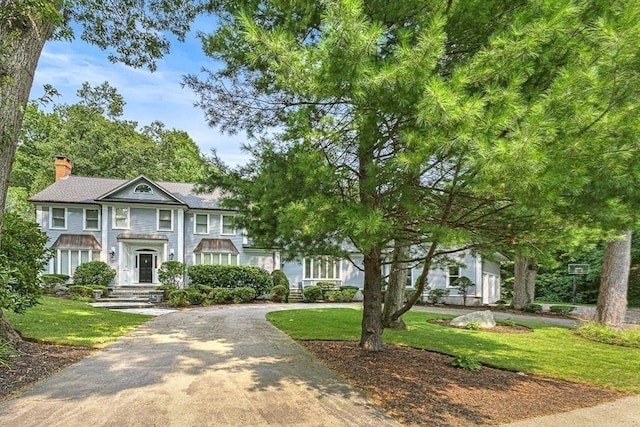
[139,253,153,283]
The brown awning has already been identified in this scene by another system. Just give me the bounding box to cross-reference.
[117,233,168,241]
[193,238,239,254]
[51,234,102,250]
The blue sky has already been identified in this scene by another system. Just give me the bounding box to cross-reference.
[30,20,249,166]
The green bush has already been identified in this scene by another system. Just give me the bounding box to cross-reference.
[233,287,256,303]
[73,261,116,287]
[451,355,482,371]
[495,303,507,311]
[325,290,355,302]
[168,289,189,307]
[316,281,337,298]
[0,212,51,313]
[271,285,289,303]
[271,270,289,302]
[187,265,273,295]
[466,321,481,330]
[495,299,507,305]
[158,261,185,287]
[210,287,234,304]
[549,305,576,315]
[187,291,206,305]
[340,285,359,291]
[190,283,213,295]
[41,274,69,294]
[303,285,323,302]
[427,288,449,304]
[523,303,543,314]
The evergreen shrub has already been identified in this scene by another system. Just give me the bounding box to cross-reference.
[271,285,288,302]
[523,303,543,313]
[303,285,323,302]
[187,265,273,295]
[73,261,116,287]
[549,305,576,315]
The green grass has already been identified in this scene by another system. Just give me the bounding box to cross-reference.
[6,296,152,348]
[267,308,640,393]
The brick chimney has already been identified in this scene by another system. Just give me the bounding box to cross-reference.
[54,156,72,181]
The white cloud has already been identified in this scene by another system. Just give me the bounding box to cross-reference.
[31,40,250,167]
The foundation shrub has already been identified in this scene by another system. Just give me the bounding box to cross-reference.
[303,285,323,302]
[187,265,273,295]
[271,285,288,302]
[168,289,189,307]
[73,261,115,287]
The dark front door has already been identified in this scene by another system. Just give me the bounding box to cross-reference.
[139,254,153,283]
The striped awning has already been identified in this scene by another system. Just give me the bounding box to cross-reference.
[193,238,239,254]
[51,234,102,250]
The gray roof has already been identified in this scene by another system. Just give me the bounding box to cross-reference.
[29,176,226,210]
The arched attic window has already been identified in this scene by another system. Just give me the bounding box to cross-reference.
[134,184,153,194]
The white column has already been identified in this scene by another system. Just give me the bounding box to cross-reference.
[118,241,125,284]
[177,208,184,263]
[475,254,483,299]
[101,205,109,262]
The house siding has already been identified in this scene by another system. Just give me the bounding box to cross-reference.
[31,175,501,297]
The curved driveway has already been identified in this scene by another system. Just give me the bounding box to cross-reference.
[0,304,397,427]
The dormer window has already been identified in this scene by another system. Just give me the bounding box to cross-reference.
[134,184,153,194]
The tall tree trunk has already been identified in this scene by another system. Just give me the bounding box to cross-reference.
[383,240,409,329]
[360,247,384,351]
[512,255,537,309]
[0,2,57,343]
[597,230,631,329]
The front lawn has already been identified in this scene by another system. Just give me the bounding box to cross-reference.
[267,308,640,393]
[6,296,152,347]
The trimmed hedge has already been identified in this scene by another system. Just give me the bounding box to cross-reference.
[325,289,357,302]
[187,265,273,295]
[169,289,189,307]
[68,285,108,299]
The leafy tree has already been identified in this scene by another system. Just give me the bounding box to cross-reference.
[191,1,640,349]
[11,83,210,195]
[0,213,51,342]
[0,0,206,343]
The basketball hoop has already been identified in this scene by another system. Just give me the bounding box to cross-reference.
[568,264,589,275]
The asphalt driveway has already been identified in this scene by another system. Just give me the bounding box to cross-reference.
[0,304,397,427]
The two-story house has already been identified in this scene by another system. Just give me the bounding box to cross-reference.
[30,156,502,305]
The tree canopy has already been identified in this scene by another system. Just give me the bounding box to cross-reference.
[190,0,640,349]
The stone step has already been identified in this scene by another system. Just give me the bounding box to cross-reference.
[91,301,156,309]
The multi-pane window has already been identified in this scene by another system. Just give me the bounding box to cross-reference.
[84,209,100,230]
[53,250,100,275]
[114,207,129,229]
[194,253,238,265]
[158,209,173,231]
[303,257,341,280]
[50,207,66,229]
[194,214,209,234]
[447,266,460,287]
[221,215,235,235]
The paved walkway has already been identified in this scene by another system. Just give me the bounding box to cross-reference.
[1,303,638,426]
[0,304,396,427]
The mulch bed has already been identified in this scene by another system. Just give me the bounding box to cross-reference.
[302,341,625,426]
[0,340,94,401]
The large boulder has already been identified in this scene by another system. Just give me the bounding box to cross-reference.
[450,310,496,328]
